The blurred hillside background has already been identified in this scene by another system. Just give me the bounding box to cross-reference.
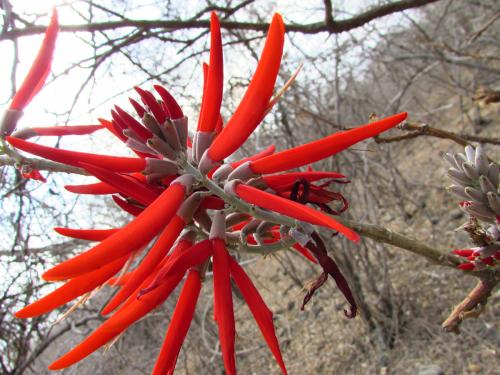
[0,1,498,374]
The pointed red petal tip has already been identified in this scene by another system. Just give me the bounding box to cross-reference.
[212,239,237,375]
[54,227,119,241]
[9,8,59,112]
[153,85,183,119]
[206,13,285,163]
[48,272,185,371]
[6,136,146,173]
[79,162,158,206]
[134,86,167,124]
[42,182,186,281]
[235,183,360,242]
[197,12,223,133]
[250,112,408,175]
[229,257,288,375]
[9,8,59,111]
[151,270,201,375]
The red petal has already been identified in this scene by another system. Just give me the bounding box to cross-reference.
[101,215,186,314]
[7,136,146,173]
[197,12,223,132]
[65,181,118,195]
[48,271,184,370]
[231,144,276,169]
[154,85,183,119]
[54,227,119,241]
[80,163,158,205]
[212,239,237,375]
[10,9,58,110]
[235,184,359,242]
[42,182,186,280]
[15,255,128,318]
[251,112,408,174]
[27,125,104,137]
[229,257,288,375]
[207,14,285,162]
[151,270,201,375]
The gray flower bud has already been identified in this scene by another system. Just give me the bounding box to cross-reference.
[486,192,500,215]
[474,145,488,176]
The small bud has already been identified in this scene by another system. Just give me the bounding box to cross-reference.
[1,109,23,136]
[464,186,486,204]
[486,192,500,215]
[147,134,176,160]
[486,163,499,188]
[462,162,479,180]
[144,158,178,175]
[479,175,495,194]
[447,185,469,200]
[172,117,189,150]
[209,210,226,240]
[474,145,488,176]
[227,161,256,181]
[448,168,470,186]
[464,145,475,162]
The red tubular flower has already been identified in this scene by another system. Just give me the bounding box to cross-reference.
[229,257,288,375]
[7,136,147,173]
[197,12,223,133]
[134,86,167,124]
[101,213,188,315]
[9,9,58,112]
[249,112,408,175]
[114,105,153,141]
[54,227,119,241]
[202,14,285,166]
[112,195,144,216]
[13,124,103,139]
[48,269,186,371]
[15,255,129,318]
[234,183,359,242]
[151,269,202,375]
[231,144,276,169]
[42,176,192,281]
[154,85,184,120]
[143,240,213,294]
[80,163,159,206]
[8,10,412,374]
[212,238,237,375]
[65,181,118,195]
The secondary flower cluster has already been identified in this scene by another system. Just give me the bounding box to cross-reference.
[2,10,408,374]
[445,145,500,270]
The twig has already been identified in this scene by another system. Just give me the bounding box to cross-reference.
[374,121,500,146]
[441,278,498,333]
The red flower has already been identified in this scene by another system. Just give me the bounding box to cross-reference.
[8,10,409,374]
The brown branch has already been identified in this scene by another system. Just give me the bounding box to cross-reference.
[340,217,460,267]
[1,0,440,40]
[441,278,498,334]
[374,121,500,146]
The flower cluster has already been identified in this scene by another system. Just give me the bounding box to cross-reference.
[445,145,500,270]
[2,10,408,374]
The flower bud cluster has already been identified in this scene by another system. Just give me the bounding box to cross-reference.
[445,145,500,270]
